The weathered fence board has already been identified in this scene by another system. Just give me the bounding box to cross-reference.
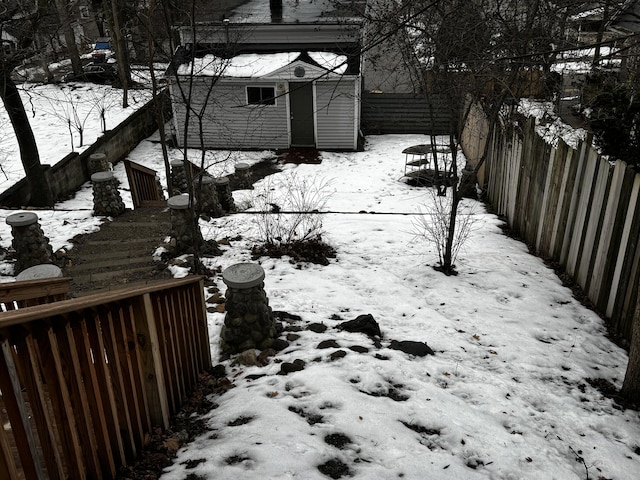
[361,93,452,134]
[590,160,625,303]
[476,118,640,345]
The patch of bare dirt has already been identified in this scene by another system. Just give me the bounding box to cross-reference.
[116,367,234,480]
[251,238,337,265]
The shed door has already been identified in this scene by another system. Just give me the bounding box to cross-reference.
[289,82,315,147]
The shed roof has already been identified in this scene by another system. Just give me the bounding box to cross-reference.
[176,51,348,78]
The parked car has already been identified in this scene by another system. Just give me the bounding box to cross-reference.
[91,37,113,63]
[63,63,118,84]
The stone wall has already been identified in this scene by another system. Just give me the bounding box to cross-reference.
[0,89,171,208]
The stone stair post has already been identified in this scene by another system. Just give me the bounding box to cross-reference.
[168,194,203,255]
[220,263,276,354]
[170,160,188,195]
[88,152,110,175]
[5,212,54,274]
[234,162,252,189]
[91,171,126,216]
[214,176,236,213]
[194,175,224,218]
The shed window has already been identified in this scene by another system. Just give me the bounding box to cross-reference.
[247,86,276,105]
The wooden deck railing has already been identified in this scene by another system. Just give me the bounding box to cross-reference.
[0,276,211,480]
[0,277,72,311]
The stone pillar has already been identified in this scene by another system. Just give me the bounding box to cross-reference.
[88,152,110,175]
[91,171,126,216]
[234,162,252,189]
[220,263,276,354]
[171,160,188,195]
[6,212,53,274]
[194,175,224,218]
[215,176,236,213]
[156,175,166,201]
[168,194,203,254]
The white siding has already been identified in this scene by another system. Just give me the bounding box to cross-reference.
[171,78,289,149]
[315,80,357,150]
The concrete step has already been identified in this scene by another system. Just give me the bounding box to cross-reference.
[105,221,167,228]
[81,237,155,247]
[71,265,158,284]
[68,255,155,273]
[71,241,157,259]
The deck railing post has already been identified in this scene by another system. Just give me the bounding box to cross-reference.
[131,294,170,429]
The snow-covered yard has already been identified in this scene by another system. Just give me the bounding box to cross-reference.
[0,84,639,479]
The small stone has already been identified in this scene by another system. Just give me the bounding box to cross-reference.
[308,322,328,333]
[257,348,277,365]
[389,340,435,357]
[317,339,340,349]
[274,311,303,323]
[233,349,259,367]
[270,338,290,351]
[287,333,301,342]
[337,314,382,338]
[278,359,306,375]
[349,345,369,354]
[211,364,227,378]
[329,350,347,361]
[207,292,225,304]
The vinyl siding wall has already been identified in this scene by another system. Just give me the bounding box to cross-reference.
[315,80,358,150]
[171,78,290,149]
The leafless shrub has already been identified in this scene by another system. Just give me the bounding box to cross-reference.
[252,171,333,246]
[412,188,478,271]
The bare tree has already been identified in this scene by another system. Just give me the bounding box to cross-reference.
[38,86,96,150]
[0,0,54,206]
[102,0,132,107]
[53,0,83,75]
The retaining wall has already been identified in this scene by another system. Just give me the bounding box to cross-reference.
[0,89,170,208]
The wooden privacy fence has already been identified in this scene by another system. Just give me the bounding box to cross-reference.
[484,117,640,343]
[0,276,211,480]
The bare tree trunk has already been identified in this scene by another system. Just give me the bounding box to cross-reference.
[622,298,640,404]
[54,0,83,75]
[104,0,131,107]
[0,72,54,206]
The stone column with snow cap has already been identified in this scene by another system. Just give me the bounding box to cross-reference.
[6,212,54,274]
[194,175,224,218]
[170,159,188,195]
[168,194,203,255]
[88,152,110,175]
[214,176,236,213]
[234,162,252,189]
[220,263,276,354]
[91,171,126,216]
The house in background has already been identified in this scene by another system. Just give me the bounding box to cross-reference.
[168,0,365,151]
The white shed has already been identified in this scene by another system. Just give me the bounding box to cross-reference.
[170,51,361,151]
